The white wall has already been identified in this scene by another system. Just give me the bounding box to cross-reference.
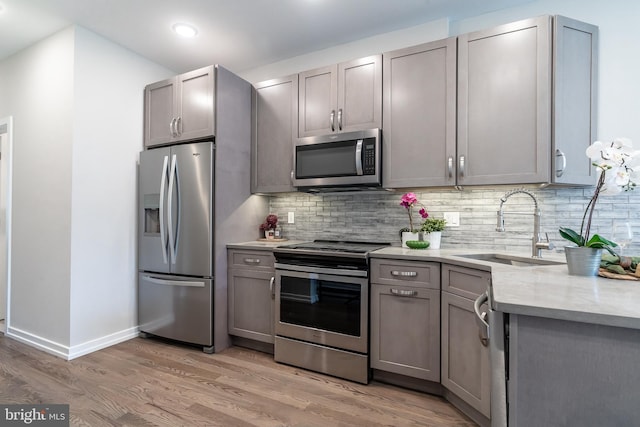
[69,27,172,352]
[0,25,172,358]
[0,28,75,348]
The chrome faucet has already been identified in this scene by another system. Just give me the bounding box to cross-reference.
[496,188,554,258]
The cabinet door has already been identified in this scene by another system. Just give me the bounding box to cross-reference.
[553,16,598,185]
[383,38,456,188]
[298,64,337,137]
[457,16,551,185]
[228,268,275,343]
[370,284,440,381]
[144,77,176,148]
[252,75,298,193]
[337,55,382,133]
[176,65,215,142]
[441,291,490,418]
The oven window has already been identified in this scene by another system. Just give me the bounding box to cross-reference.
[280,275,362,336]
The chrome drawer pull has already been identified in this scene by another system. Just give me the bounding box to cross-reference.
[243,258,261,264]
[390,270,417,277]
[390,289,418,297]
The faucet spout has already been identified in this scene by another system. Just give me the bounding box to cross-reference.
[496,188,551,258]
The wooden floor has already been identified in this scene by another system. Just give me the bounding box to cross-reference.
[0,334,476,426]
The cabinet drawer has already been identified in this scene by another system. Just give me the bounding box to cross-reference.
[442,264,491,299]
[370,259,440,289]
[228,249,275,270]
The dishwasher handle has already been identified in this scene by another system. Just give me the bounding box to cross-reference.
[474,291,489,347]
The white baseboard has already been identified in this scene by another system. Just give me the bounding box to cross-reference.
[6,326,139,360]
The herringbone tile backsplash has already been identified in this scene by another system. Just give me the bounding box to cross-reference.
[268,186,640,253]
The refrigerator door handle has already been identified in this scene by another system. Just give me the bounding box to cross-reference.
[142,275,205,288]
[167,154,179,264]
[159,155,169,264]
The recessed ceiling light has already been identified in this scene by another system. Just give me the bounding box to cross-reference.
[172,23,198,38]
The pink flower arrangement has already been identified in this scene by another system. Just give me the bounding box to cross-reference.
[259,214,278,231]
[400,192,429,232]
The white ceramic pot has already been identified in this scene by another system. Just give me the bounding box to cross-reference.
[422,231,442,249]
[401,231,420,248]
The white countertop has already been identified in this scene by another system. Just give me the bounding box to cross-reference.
[371,247,640,330]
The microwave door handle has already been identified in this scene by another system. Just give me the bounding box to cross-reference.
[159,155,169,264]
[355,139,363,175]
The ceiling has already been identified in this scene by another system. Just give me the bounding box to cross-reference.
[0,0,532,74]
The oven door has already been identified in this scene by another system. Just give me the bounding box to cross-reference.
[275,267,368,354]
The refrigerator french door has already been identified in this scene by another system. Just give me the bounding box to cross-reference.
[138,141,215,352]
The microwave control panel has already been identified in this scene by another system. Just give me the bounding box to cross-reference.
[363,139,376,175]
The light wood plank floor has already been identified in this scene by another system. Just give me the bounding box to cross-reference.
[0,334,476,426]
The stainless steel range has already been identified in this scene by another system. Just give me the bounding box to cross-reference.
[273,240,390,384]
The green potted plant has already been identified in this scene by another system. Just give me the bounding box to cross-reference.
[420,217,447,249]
[559,138,638,275]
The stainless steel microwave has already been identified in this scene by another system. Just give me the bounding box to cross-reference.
[293,128,381,190]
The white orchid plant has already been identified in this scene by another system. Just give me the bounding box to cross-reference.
[559,138,639,254]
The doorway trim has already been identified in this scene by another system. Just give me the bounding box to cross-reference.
[0,116,13,332]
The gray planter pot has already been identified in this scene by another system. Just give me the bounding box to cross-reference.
[564,246,603,276]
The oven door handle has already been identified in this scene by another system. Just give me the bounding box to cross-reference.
[274,262,368,278]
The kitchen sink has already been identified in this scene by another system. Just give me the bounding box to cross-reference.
[456,253,565,267]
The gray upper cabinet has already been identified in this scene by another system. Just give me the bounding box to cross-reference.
[382,38,457,188]
[252,75,298,193]
[298,55,382,137]
[457,15,598,186]
[144,65,215,148]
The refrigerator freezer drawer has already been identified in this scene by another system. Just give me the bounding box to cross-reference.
[138,273,213,347]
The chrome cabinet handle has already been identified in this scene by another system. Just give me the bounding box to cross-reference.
[176,116,182,136]
[169,118,176,137]
[555,149,567,178]
[459,155,465,177]
[447,156,454,178]
[390,288,418,297]
[270,277,275,299]
[337,108,343,131]
[330,110,335,132]
[243,258,261,264]
[474,291,489,347]
[390,271,417,277]
[290,170,294,184]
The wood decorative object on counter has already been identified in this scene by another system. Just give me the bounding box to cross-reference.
[598,268,639,281]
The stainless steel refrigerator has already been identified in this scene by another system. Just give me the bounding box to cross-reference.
[138,141,216,352]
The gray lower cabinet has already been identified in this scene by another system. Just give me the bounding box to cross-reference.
[441,264,491,419]
[144,65,215,148]
[508,315,640,426]
[298,55,382,137]
[227,249,275,344]
[252,75,298,193]
[382,37,457,188]
[370,259,441,381]
[457,15,598,186]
